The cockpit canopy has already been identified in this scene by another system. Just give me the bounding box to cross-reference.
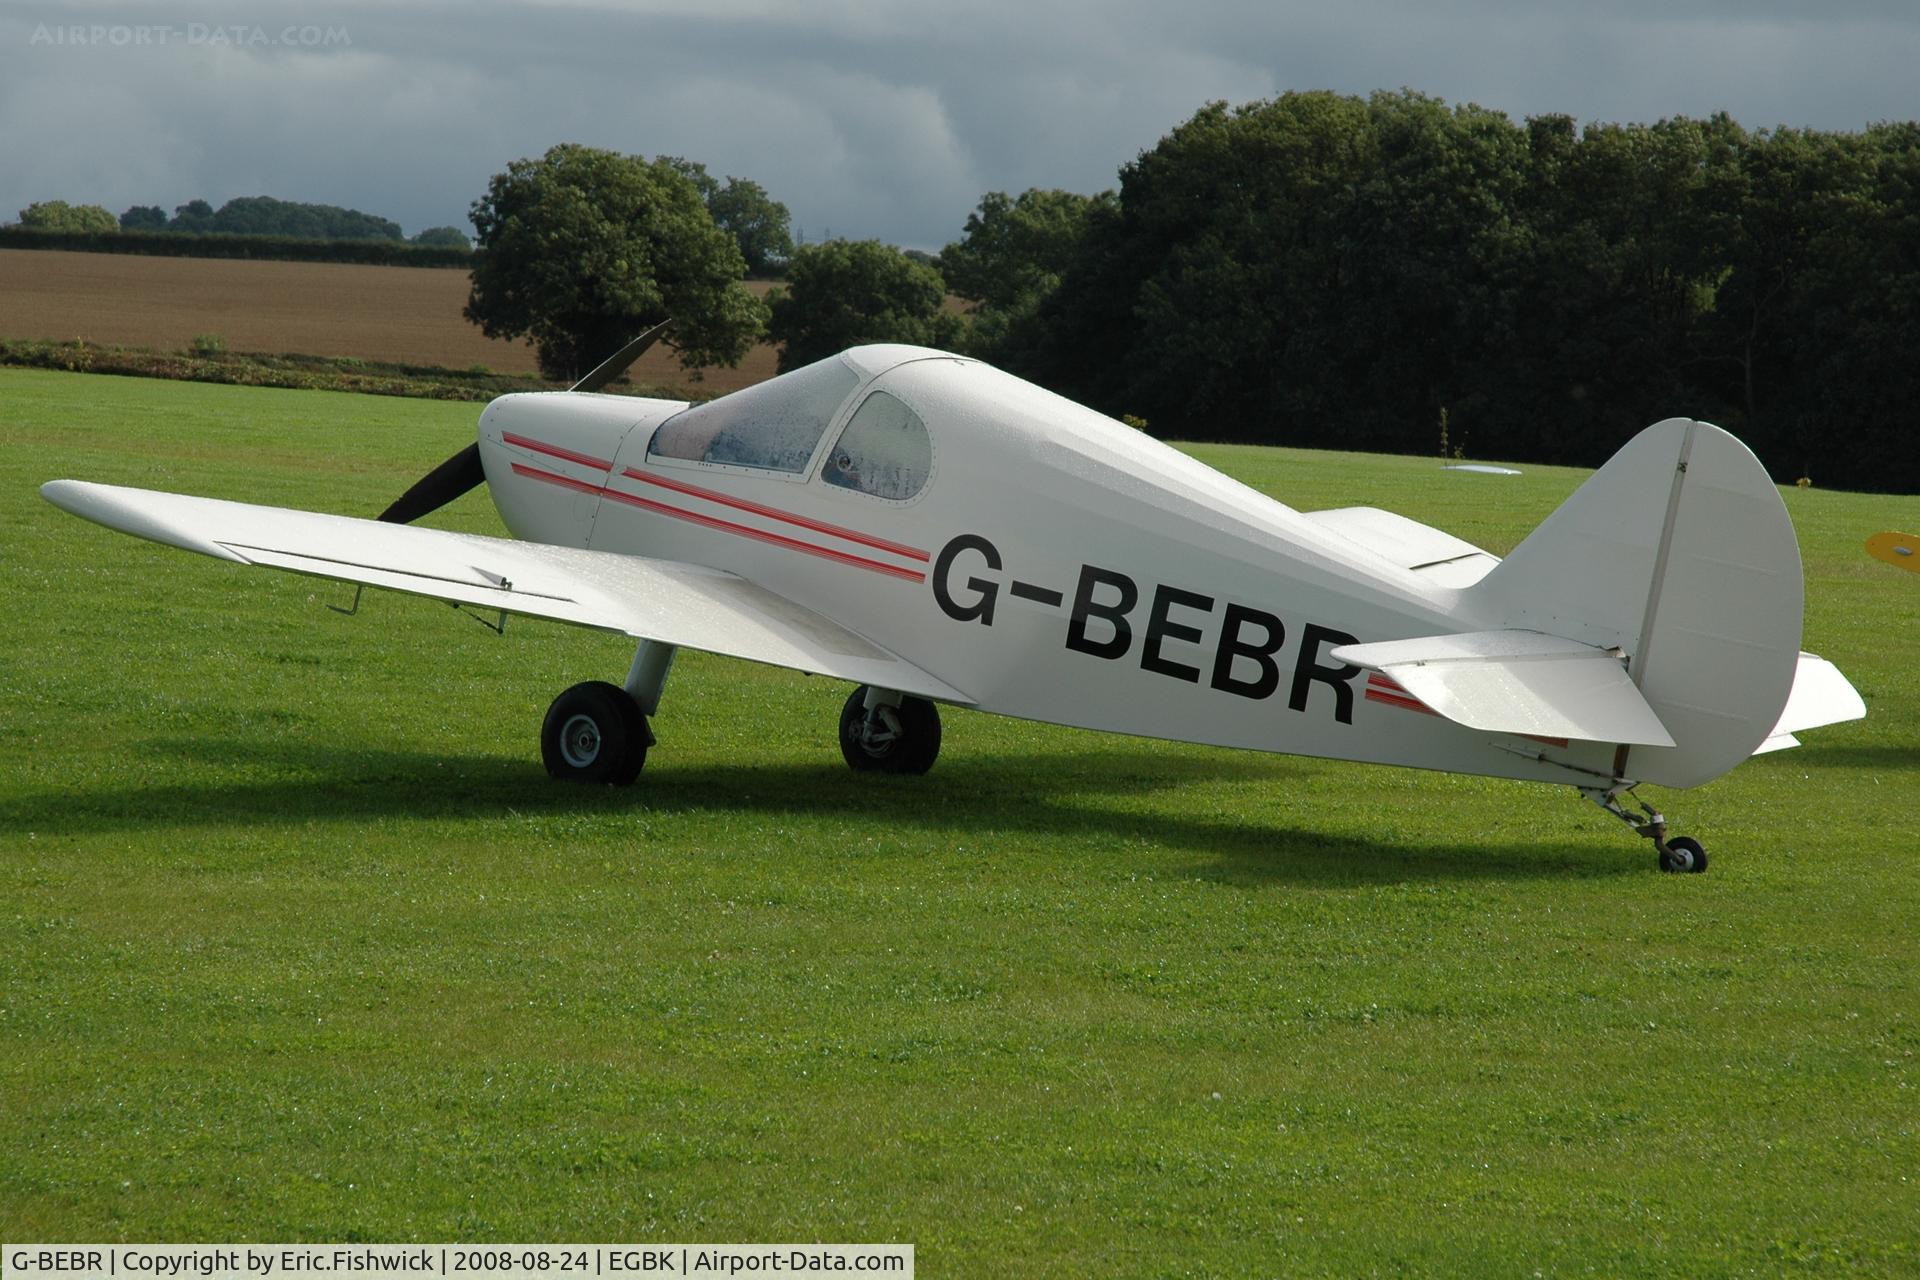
[647,351,936,502]
[649,353,859,474]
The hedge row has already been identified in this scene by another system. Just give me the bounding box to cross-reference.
[0,339,713,404]
[0,339,506,400]
[0,226,473,268]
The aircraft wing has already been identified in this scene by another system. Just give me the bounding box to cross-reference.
[1331,628,1676,746]
[42,480,972,705]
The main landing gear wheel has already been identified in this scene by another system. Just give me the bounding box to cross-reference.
[1658,835,1709,875]
[840,686,941,775]
[541,680,650,784]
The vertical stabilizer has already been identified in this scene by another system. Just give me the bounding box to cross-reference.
[1466,419,1803,788]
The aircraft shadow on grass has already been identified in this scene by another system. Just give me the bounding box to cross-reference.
[10,736,1634,887]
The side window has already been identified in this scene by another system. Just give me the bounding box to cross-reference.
[819,391,933,501]
[648,355,860,474]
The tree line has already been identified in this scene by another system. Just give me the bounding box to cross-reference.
[955,92,1920,495]
[0,224,476,267]
[16,195,467,245]
[12,166,797,269]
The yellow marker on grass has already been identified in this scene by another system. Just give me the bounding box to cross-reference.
[1866,531,1920,573]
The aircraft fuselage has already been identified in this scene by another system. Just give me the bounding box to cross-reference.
[478,351,1608,787]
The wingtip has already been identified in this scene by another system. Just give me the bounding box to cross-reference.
[39,478,87,510]
[38,478,248,563]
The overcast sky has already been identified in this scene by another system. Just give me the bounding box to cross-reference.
[3,0,1915,250]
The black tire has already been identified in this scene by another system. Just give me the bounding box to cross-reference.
[541,680,648,784]
[839,686,941,775]
[1658,835,1709,874]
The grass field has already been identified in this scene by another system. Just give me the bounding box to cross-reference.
[2,368,1916,1274]
[0,249,782,394]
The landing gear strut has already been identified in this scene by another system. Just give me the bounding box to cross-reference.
[1582,783,1708,873]
[840,685,941,774]
[538,639,675,785]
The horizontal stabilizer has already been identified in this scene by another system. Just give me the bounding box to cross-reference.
[1768,652,1865,740]
[1331,629,1676,746]
[41,479,972,705]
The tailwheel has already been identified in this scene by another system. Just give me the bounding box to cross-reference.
[840,685,941,775]
[1580,783,1709,874]
[541,680,650,784]
[1658,835,1709,875]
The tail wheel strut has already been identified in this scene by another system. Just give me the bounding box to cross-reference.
[1581,783,1708,873]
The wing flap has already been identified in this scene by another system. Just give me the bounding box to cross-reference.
[230,544,609,629]
[1332,628,1676,746]
[42,479,971,704]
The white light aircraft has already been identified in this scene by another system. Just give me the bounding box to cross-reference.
[42,334,1865,872]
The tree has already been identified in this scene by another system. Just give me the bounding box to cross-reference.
[654,157,793,276]
[1691,123,1919,490]
[767,240,964,372]
[124,196,412,240]
[941,187,1114,364]
[707,177,793,276]
[464,144,769,381]
[1466,113,1745,462]
[1818,124,1920,490]
[203,196,403,240]
[656,155,720,203]
[942,188,1113,310]
[410,225,472,249]
[170,200,214,232]
[1029,91,1531,452]
[18,200,117,233]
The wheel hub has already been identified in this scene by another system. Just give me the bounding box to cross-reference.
[856,706,901,756]
[560,713,602,767]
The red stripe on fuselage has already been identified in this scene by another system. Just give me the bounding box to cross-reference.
[512,463,601,496]
[502,432,615,473]
[621,467,929,562]
[510,463,926,583]
[1364,687,1439,717]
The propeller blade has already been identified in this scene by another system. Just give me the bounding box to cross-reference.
[377,442,485,524]
[569,318,674,393]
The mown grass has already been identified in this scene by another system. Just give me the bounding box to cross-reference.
[2,369,1915,1274]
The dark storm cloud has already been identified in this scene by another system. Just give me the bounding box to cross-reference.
[2,0,1915,250]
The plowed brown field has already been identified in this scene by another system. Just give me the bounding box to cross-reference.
[0,249,780,393]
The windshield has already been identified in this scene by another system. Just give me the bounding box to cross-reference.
[648,355,861,474]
